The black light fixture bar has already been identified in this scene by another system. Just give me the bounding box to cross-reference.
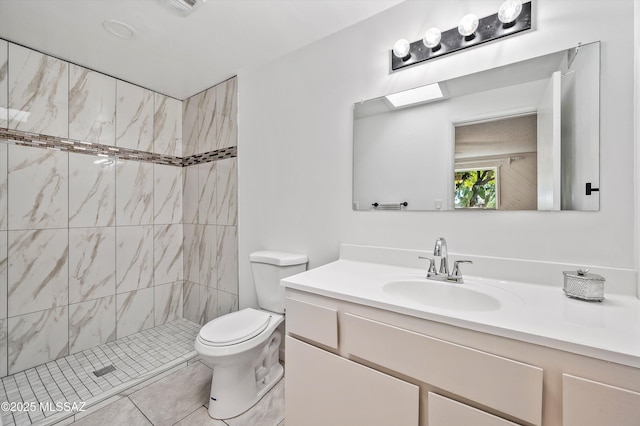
[391,1,532,71]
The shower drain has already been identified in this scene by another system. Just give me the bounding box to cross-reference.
[93,365,116,377]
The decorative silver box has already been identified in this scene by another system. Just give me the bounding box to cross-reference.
[563,269,605,301]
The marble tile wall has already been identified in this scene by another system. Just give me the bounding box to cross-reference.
[1,40,182,157]
[0,40,7,128]
[7,44,68,138]
[69,64,116,145]
[0,41,186,378]
[0,142,188,376]
[116,80,154,152]
[182,79,238,326]
[154,93,182,157]
[182,77,237,156]
[69,153,116,228]
[0,40,238,378]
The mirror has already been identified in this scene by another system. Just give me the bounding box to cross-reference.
[353,42,600,211]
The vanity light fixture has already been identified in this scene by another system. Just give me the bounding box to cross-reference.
[423,28,442,49]
[391,0,531,71]
[499,0,523,25]
[458,14,479,39]
[392,39,411,59]
[385,83,444,108]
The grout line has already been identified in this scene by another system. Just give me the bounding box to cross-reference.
[70,352,103,395]
[4,142,8,378]
[0,375,13,425]
[21,369,43,421]
[43,363,66,403]
[114,149,119,340]
[127,395,156,425]
[169,403,205,425]
[152,158,156,330]
[67,133,70,365]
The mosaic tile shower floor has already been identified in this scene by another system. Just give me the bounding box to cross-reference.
[0,319,201,426]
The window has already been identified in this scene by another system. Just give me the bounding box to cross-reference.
[454,168,498,209]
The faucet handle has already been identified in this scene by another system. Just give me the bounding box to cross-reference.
[452,260,473,278]
[418,256,437,277]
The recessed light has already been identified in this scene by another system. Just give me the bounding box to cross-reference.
[103,19,136,39]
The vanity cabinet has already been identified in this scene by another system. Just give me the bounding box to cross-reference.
[286,336,419,426]
[284,290,640,426]
[428,393,520,426]
[343,313,542,425]
[285,297,419,425]
[285,297,339,350]
[562,374,640,426]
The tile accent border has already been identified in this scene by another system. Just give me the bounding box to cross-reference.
[182,147,237,166]
[0,128,236,167]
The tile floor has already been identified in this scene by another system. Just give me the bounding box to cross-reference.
[0,319,202,426]
[68,361,285,426]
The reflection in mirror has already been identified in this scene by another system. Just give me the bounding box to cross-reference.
[353,42,600,211]
[454,114,537,210]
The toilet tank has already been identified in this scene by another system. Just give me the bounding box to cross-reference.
[250,251,308,314]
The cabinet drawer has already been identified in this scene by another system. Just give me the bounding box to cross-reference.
[563,374,640,426]
[428,393,520,426]
[285,336,419,426]
[285,297,338,349]
[344,313,543,425]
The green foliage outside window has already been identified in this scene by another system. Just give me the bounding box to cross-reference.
[454,169,497,209]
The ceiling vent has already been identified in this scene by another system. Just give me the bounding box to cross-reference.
[159,0,205,17]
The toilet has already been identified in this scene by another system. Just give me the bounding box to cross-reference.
[195,250,308,420]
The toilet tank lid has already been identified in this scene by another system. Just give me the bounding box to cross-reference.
[250,250,308,266]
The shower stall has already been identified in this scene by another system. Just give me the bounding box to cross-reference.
[0,40,238,425]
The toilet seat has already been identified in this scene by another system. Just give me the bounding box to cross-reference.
[198,308,271,346]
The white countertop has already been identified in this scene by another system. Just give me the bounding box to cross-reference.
[282,258,640,369]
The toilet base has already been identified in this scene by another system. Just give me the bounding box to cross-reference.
[206,331,283,419]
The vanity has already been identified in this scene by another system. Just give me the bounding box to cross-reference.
[281,244,640,426]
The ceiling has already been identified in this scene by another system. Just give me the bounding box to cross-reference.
[0,0,404,100]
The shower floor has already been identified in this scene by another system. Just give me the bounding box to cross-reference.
[0,318,201,426]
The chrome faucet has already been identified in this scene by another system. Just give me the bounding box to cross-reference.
[418,237,473,284]
[434,237,449,275]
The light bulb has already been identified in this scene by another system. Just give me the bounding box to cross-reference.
[423,28,442,49]
[458,14,479,37]
[498,0,523,24]
[392,39,411,59]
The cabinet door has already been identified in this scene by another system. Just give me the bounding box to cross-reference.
[428,393,520,426]
[343,313,543,425]
[563,374,640,426]
[285,297,338,349]
[285,336,419,426]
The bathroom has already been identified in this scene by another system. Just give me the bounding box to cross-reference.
[0,0,639,425]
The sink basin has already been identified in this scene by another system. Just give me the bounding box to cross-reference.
[383,280,502,311]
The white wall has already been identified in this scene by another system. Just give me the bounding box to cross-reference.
[635,0,640,298]
[238,0,636,307]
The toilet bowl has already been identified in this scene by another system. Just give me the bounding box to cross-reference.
[195,308,284,419]
[195,250,308,420]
